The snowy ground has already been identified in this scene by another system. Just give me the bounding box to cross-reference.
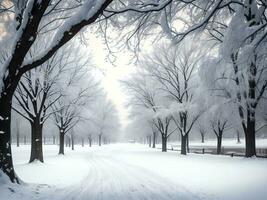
[1,144,267,200]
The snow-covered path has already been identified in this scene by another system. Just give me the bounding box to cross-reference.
[51,147,199,200]
[2,144,267,200]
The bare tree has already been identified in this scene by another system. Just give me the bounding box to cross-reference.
[53,100,80,154]
[11,49,74,162]
[53,81,97,155]
[143,41,203,155]
[211,118,229,154]
[122,71,172,152]
[198,124,206,144]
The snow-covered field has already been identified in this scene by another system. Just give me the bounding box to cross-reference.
[1,144,267,200]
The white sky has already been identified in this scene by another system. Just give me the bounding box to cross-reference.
[100,64,133,128]
[86,33,135,129]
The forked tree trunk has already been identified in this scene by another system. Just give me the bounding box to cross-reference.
[0,97,19,183]
[181,134,187,155]
[161,135,167,152]
[29,120,44,163]
[59,131,65,155]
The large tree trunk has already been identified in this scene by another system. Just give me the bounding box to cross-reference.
[217,135,222,154]
[152,132,156,148]
[161,135,167,152]
[181,134,187,155]
[29,120,44,163]
[59,131,65,155]
[243,0,257,158]
[0,97,19,183]
[244,59,257,157]
[245,118,256,157]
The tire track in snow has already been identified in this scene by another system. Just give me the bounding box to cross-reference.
[45,148,207,200]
